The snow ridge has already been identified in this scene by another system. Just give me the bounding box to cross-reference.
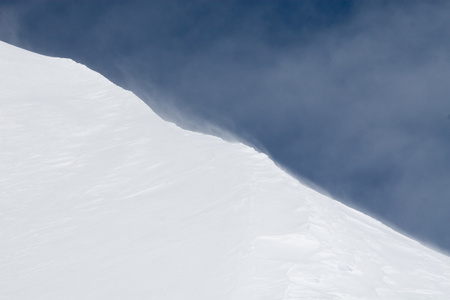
[1,41,450,299]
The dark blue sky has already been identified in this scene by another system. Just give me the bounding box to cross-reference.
[1,0,450,253]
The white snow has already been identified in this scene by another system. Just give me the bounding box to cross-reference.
[1,40,449,299]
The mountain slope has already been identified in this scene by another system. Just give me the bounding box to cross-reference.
[1,41,449,299]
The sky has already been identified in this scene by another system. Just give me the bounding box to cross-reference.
[1,0,449,252]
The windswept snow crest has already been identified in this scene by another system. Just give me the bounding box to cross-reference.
[1,41,450,299]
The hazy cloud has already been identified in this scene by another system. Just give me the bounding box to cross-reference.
[1,0,449,251]
[0,4,20,45]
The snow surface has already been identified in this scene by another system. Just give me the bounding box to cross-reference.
[1,40,450,299]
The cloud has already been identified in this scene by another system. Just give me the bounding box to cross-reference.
[0,4,21,45]
[1,0,450,251]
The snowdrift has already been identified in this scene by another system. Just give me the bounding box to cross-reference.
[1,41,449,299]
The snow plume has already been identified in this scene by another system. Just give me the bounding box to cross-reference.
[109,1,450,251]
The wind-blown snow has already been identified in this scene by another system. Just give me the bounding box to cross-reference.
[1,41,449,299]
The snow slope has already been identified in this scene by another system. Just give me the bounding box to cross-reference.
[1,41,449,299]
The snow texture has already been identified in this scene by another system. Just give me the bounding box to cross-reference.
[1,41,450,299]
